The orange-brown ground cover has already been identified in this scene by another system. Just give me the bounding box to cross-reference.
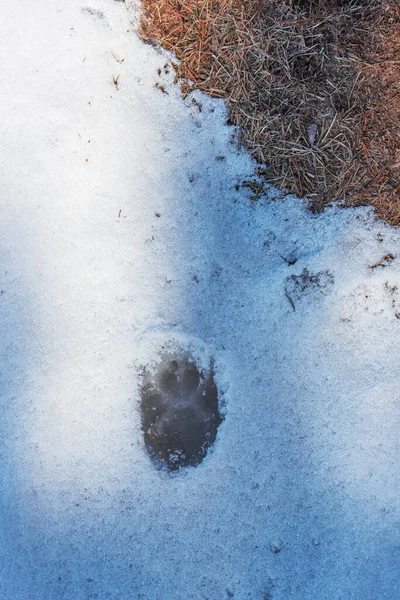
[140,0,400,225]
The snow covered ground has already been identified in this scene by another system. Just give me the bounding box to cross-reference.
[0,0,399,598]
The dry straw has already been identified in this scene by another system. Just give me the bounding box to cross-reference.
[140,0,400,225]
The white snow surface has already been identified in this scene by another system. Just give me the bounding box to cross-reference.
[0,0,399,598]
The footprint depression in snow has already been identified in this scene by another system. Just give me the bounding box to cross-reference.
[140,353,222,471]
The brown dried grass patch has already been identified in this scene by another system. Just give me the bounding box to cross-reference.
[139,0,400,226]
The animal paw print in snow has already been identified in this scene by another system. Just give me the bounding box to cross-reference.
[140,353,222,470]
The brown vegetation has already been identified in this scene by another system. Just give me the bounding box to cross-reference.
[139,0,400,225]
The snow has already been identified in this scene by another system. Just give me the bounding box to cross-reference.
[0,0,399,598]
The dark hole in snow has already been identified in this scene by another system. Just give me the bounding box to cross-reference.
[140,353,222,471]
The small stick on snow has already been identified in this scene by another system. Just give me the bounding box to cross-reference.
[285,292,296,311]
[368,254,395,269]
[113,74,120,89]
[111,52,125,64]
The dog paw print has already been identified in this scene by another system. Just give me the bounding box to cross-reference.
[140,352,223,470]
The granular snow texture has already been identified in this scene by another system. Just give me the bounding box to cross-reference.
[0,1,399,599]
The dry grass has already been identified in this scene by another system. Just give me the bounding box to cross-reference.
[139,0,400,225]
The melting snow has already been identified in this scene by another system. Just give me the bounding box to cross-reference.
[0,0,399,598]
